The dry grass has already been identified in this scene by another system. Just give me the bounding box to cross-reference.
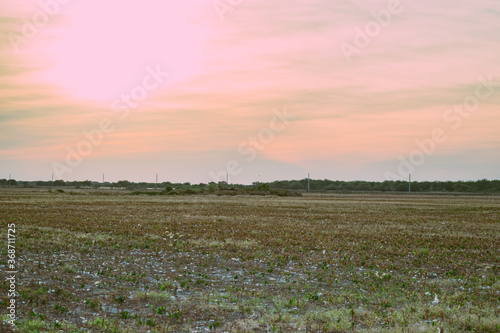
[0,188,498,332]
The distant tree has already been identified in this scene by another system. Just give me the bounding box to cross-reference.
[343,183,354,191]
[395,182,407,192]
[323,183,338,191]
[411,182,421,192]
[53,180,65,186]
[491,180,500,192]
[453,182,468,192]
[289,181,305,190]
[256,183,270,191]
[442,181,454,192]
[207,182,217,193]
[418,182,431,191]
[475,179,490,192]
[355,182,370,191]
[116,180,132,189]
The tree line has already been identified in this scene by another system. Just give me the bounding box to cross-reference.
[266,179,500,193]
[1,178,500,193]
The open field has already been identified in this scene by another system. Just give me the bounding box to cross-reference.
[1,188,499,332]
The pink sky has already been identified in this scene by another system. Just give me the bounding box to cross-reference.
[1,0,499,184]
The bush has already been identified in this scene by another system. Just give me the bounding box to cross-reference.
[270,189,302,197]
[131,191,161,196]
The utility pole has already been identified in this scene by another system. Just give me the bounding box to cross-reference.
[226,173,229,184]
[307,173,310,192]
[409,174,411,193]
[102,173,105,185]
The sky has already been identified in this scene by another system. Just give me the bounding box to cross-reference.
[1,0,499,184]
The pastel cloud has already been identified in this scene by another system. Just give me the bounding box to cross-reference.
[1,0,499,183]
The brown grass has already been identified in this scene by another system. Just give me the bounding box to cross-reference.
[0,188,498,332]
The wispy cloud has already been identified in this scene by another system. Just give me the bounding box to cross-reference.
[1,0,499,182]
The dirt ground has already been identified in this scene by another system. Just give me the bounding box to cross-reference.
[1,188,498,332]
